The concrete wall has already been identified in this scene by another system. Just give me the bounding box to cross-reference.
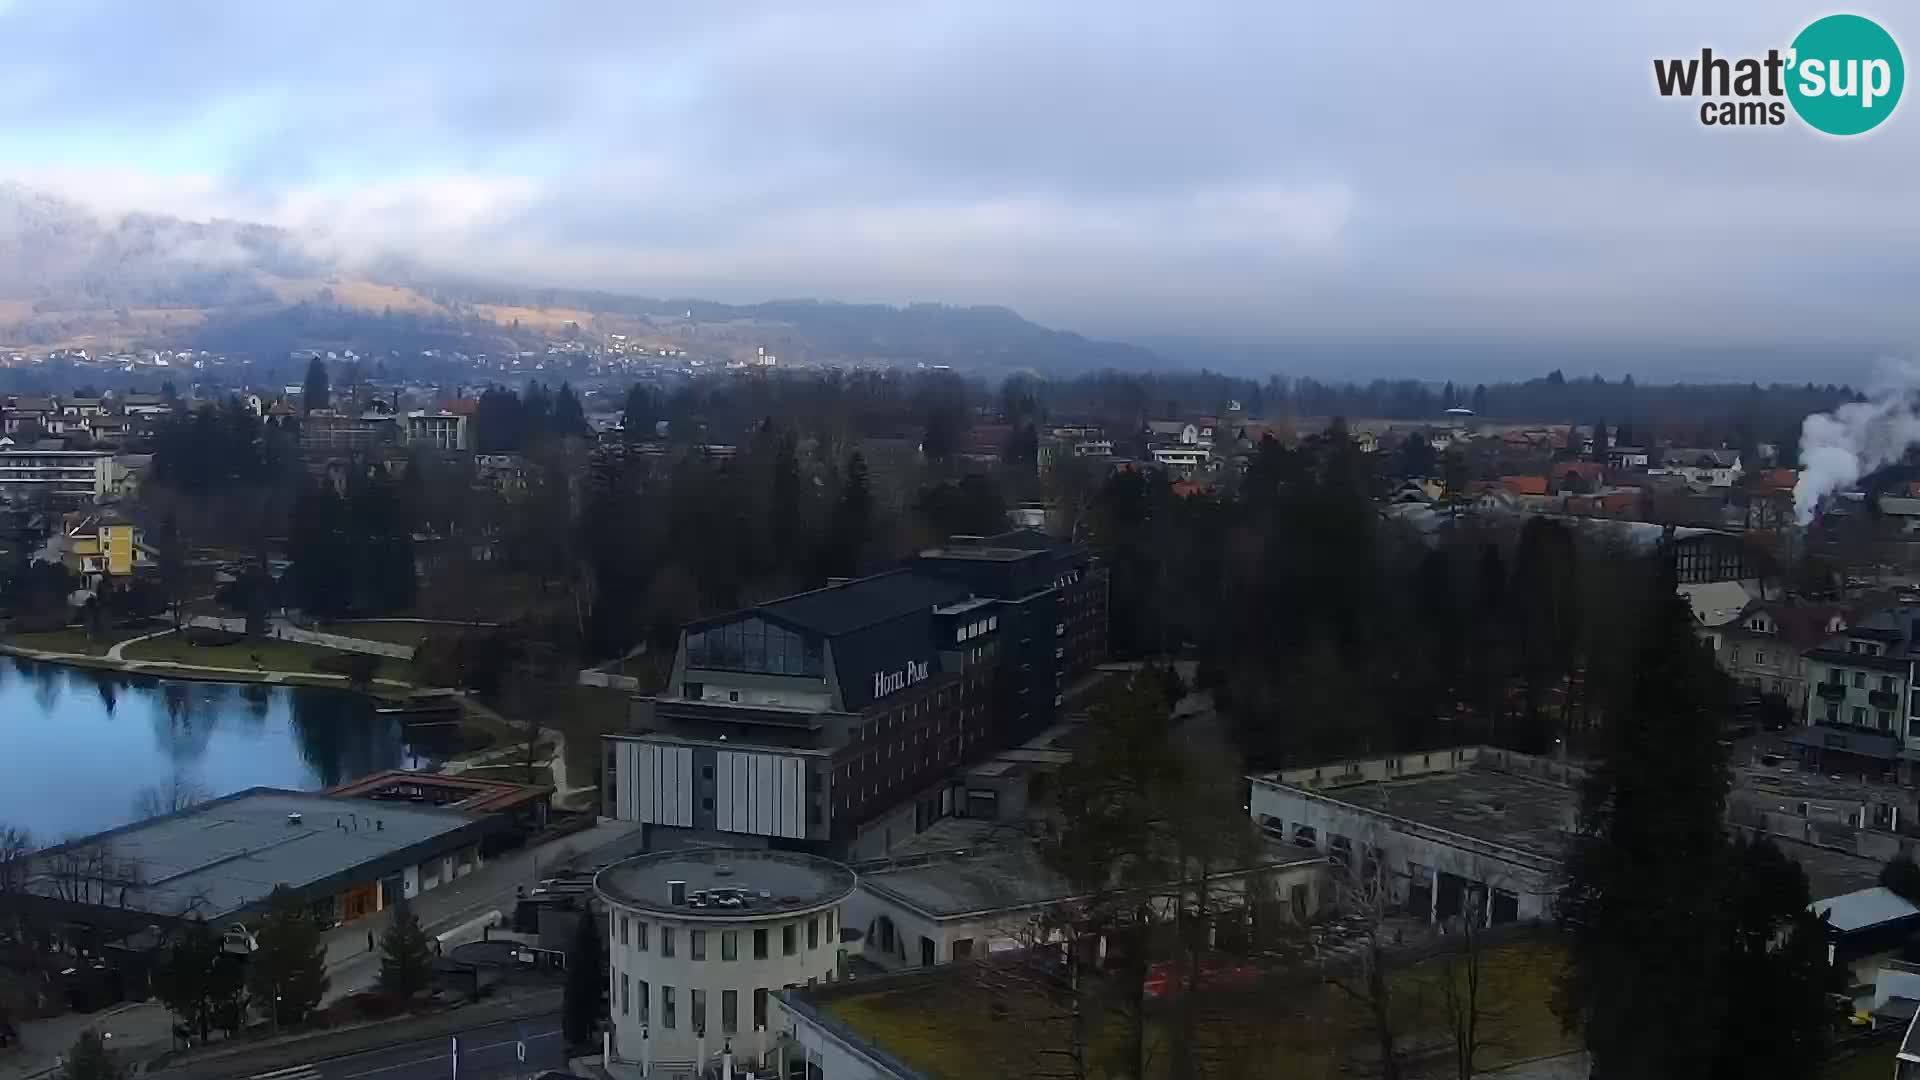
[606,903,845,1067]
[779,1001,901,1080]
[1250,784,1554,924]
[847,861,1327,973]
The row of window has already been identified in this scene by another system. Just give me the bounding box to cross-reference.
[1821,702,1900,733]
[615,912,834,959]
[617,978,765,1034]
[954,614,998,643]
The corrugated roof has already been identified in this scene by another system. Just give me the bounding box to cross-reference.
[1812,886,1920,932]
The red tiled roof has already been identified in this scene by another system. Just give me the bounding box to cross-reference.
[1499,475,1549,496]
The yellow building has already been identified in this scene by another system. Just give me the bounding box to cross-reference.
[57,513,142,584]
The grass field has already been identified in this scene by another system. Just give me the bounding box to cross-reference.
[321,621,440,648]
[826,936,1575,1080]
[5,625,160,656]
[122,632,414,683]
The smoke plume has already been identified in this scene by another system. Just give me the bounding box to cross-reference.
[1795,360,1920,524]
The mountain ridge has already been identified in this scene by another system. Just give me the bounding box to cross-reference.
[0,185,1162,373]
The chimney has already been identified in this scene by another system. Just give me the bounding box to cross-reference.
[669,880,687,905]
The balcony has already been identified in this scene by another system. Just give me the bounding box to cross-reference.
[1815,682,1848,701]
[1871,690,1899,709]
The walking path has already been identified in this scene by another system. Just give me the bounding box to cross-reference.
[2,639,419,689]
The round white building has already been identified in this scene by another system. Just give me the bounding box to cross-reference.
[597,848,856,1077]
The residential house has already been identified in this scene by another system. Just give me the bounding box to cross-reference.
[61,395,104,418]
[4,396,56,434]
[1661,448,1743,488]
[404,409,470,452]
[1714,599,1852,711]
[1498,475,1548,497]
[1607,445,1651,470]
[119,393,172,417]
[1797,607,1920,781]
[1881,496,1920,535]
[40,511,146,587]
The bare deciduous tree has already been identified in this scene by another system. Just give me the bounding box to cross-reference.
[1325,824,1406,1080]
[134,776,208,821]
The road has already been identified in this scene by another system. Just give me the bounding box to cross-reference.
[239,1015,564,1080]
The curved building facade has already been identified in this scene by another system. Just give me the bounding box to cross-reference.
[597,848,856,1076]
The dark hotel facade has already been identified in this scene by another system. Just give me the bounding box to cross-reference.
[602,530,1107,859]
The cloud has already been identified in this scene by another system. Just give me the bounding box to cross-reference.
[0,0,1913,355]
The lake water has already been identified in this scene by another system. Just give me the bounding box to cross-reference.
[0,656,446,843]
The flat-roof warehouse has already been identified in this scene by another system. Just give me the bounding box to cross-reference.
[14,787,504,936]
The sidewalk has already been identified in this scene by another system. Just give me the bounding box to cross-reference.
[149,989,561,1080]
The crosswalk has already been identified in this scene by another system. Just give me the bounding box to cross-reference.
[246,1063,322,1080]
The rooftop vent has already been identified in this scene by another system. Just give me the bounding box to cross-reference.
[286,813,303,827]
[669,880,687,905]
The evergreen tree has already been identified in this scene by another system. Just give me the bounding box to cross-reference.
[1713,833,1829,1080]
[378,897,435,1001]
[1884,854,1920,903]
[822,453,872,579]
[156,513,186,629]
[553,382,588,437]
[153,918,246,1044]
[1471,383,1488,416]
[302,357,330,415]
[1555,556,1729,1079]
[562,910,604,1045]
[59,1029,124,1080]
[246,885,329,1027]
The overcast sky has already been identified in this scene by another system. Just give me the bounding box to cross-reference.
[0,0,1914,357]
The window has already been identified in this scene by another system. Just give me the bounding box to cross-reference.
[1880,710,1894,731]
[808,917,819,950]
[1854,707,1869,726]
[1886,676,1899,693]
[621,973,630,1015]
[692,989,706,1034]
[722,989,738,1034]
[1826,702,1840,724]
[661,927,675,958]
[755,928,768,959]
[722,930,738,961]
[920,937,936,966]
[638,980,649,1023]
[637,921,648,952]
[691,929,706,961]
[1753,650,1767,666]
[783,924,798,956]
[662,986,676,1029]
[1855,671,1868,689]
[620,915,630,946]
[754,987,769,1029]
[952,938,975,961]
[702,765,714,780]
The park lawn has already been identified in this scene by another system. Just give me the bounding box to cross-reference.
[322,621,439,648]
[823,935,1574,1080]
[5,625,159,656]
[122,632,414,683]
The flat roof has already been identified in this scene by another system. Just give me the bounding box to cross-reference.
[595,848,855,920]
[1263,768,1574,862]
[861,831,1319,920]
[1812,886,1920,932]
[325,769,553,814]
[25,788,484,920]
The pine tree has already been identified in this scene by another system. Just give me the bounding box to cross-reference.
[59,1029,124,1080]
[246,885,329,1027]
[823,453,872,579]
[302,357,330,415]
[1712,833,1829,1080]
[1555,555,1729,1079]
[153,919,245,1043]
[378,897,435,1001]
[562,910,604,1046]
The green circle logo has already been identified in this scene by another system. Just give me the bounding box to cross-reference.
[1787,14,1904,135]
